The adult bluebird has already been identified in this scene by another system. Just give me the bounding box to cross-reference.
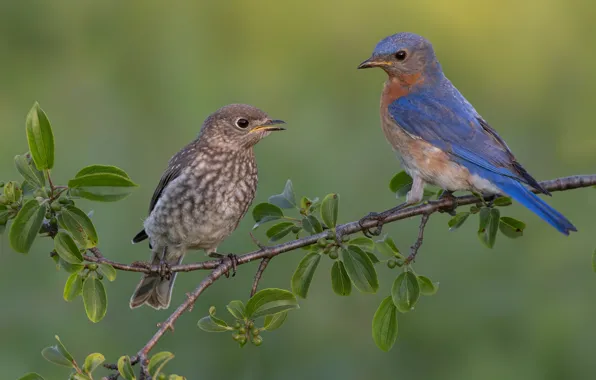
[358,32,576,235]
[130,104,285,309]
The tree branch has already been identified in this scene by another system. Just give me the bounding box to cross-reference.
[99,174,595,377]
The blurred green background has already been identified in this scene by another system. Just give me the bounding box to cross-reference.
[1,1,595,379]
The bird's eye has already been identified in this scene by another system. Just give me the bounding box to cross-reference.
[236,118,249,129]
[395,50,407,61]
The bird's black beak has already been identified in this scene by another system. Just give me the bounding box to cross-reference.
[357,57,390,69]
[251,119,286,133]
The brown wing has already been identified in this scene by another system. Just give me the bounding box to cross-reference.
[132,140,199,244]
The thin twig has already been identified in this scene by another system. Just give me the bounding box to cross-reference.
[251,257,272,297]
[404,213,430,265]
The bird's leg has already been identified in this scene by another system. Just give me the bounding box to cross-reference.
[359,176,425,237]
[208,252,239,278]
[437,190,458,216]
[157,246,173,280]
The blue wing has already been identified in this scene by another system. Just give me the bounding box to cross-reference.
[387,85,548,194]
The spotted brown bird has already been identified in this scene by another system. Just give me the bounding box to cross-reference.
[130,104,285,309]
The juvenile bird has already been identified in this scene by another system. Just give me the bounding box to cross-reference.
[358,32,576,234]
[130,104,285,309]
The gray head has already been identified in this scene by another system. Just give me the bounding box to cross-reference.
[198,104,285,149]
[358,32,442,79]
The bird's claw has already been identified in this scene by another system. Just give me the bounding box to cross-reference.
[438,190,458,216]
[158,261,172,280]
[359,212,385,238]
[212,253,239,278]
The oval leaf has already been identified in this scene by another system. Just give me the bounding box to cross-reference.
[372,296,399,351]
[68,173,138,202]
[266,221,295,242]
[389,171,413,197]
[197,316,231,332]
[392,271,420,313]
[226,300,246,320]
[98,263,117,281]
[493,196,513,207]
[375,235,402,258]
[83,276,107,323]
[291,252,321,298]
[9,199,45,254]
[499,216,526,239]
[331,261,352,296]
[59,258,84,274]
[148,351,175,378]
[348,236,374,251]
[57,205,98,248]
[54,231,84,264]
[18,373,46,380]
[26,102,54,170]
[268,180,296,209]
[341,245,378,293]
[448,212,470,231]
[63,272,83,301]
[320,193,339,228]
[477,207,500,248]
[41,346,73,368]
[417,275,439,296]
[117,356,136,380]
[245,288,299,319]
[83,353,105,374]
[252,203,283,228]
[264,311,288,331]
[15,153,45,188]
[75,165,131,179]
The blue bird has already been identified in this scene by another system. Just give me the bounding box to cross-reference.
[358,32,576,235]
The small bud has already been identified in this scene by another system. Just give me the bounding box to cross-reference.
[251,328,260,336]
[252,335,263,346]
[232,333,241,341]
[237,336,247,345]
[234,321,241,329]
[45,211,52,219]
[247,320,254,329]
[157,374,167,380]
[87,263,98,271]
[0,182,4,187]
[387,259,397,269]
[51,203,61,212]
[317,238,327,247]
[291,226,301,234]
[97,274,104,280]
[59,198,69,204]
[328,250,339,260]
[238,327,246,335]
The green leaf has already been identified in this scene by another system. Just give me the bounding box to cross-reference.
[54,231,84,264]
[197,316,231,332]
[372,296,399,352]
[168,376,185,380]
[75,165,131,179]
[477,208,500,248]
[268,179,296,209]
[68,172,138,202]
[9,199,45,254]
[0,204,13,226]
[264,311,288,331]
[18,373,45,380]
[59,258,84,274]
[226,300,246,319]
[375,235,402,258]
[63,272,83,301]
[392,271,420,313]
[245,288,299,319]
[148,352,175,378]
[266,221,295,242]
[389,171,413,197]
[4,181,22,203]
[252,203,283,228]
[348,236,374,251]
[493,196,513,207]
[331,261,352,296]
[291,252,321,298]
[15,153,45,188]
[341,245,379,293]
[82,275,107,323]
[41,336,75,368]
[71,373,92,380]
[57,205,98,248]
[417,275,439,296]
[367,252,380,264]
[320,193,339,228]
[82,353,105,374]
[499,216,526,239]
[448,212,470,231]
[208,306,229,327]
[98,263,117,281]
[26,102,55,170]
[301,215,323,234]
[117,356,136,380]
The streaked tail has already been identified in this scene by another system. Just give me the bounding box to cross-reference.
[129,246,184,310]
[496,178,576,235]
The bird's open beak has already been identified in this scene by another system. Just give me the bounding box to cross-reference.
[357,57,391,69]
[251,119,286,133]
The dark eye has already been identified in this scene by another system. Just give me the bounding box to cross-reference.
[236,118,249,129]
[395,50,407,61]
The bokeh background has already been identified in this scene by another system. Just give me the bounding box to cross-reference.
[1,1,596,379]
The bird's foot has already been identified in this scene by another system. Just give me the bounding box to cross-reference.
[209,253,239,278]
[358,212,385,238]
[158,261,172,281]
[437,190,458,216]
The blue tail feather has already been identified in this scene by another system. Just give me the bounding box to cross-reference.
[494,178,576,235]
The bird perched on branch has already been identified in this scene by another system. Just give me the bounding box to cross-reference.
[130,104,285,309]
[358,32,576,235]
